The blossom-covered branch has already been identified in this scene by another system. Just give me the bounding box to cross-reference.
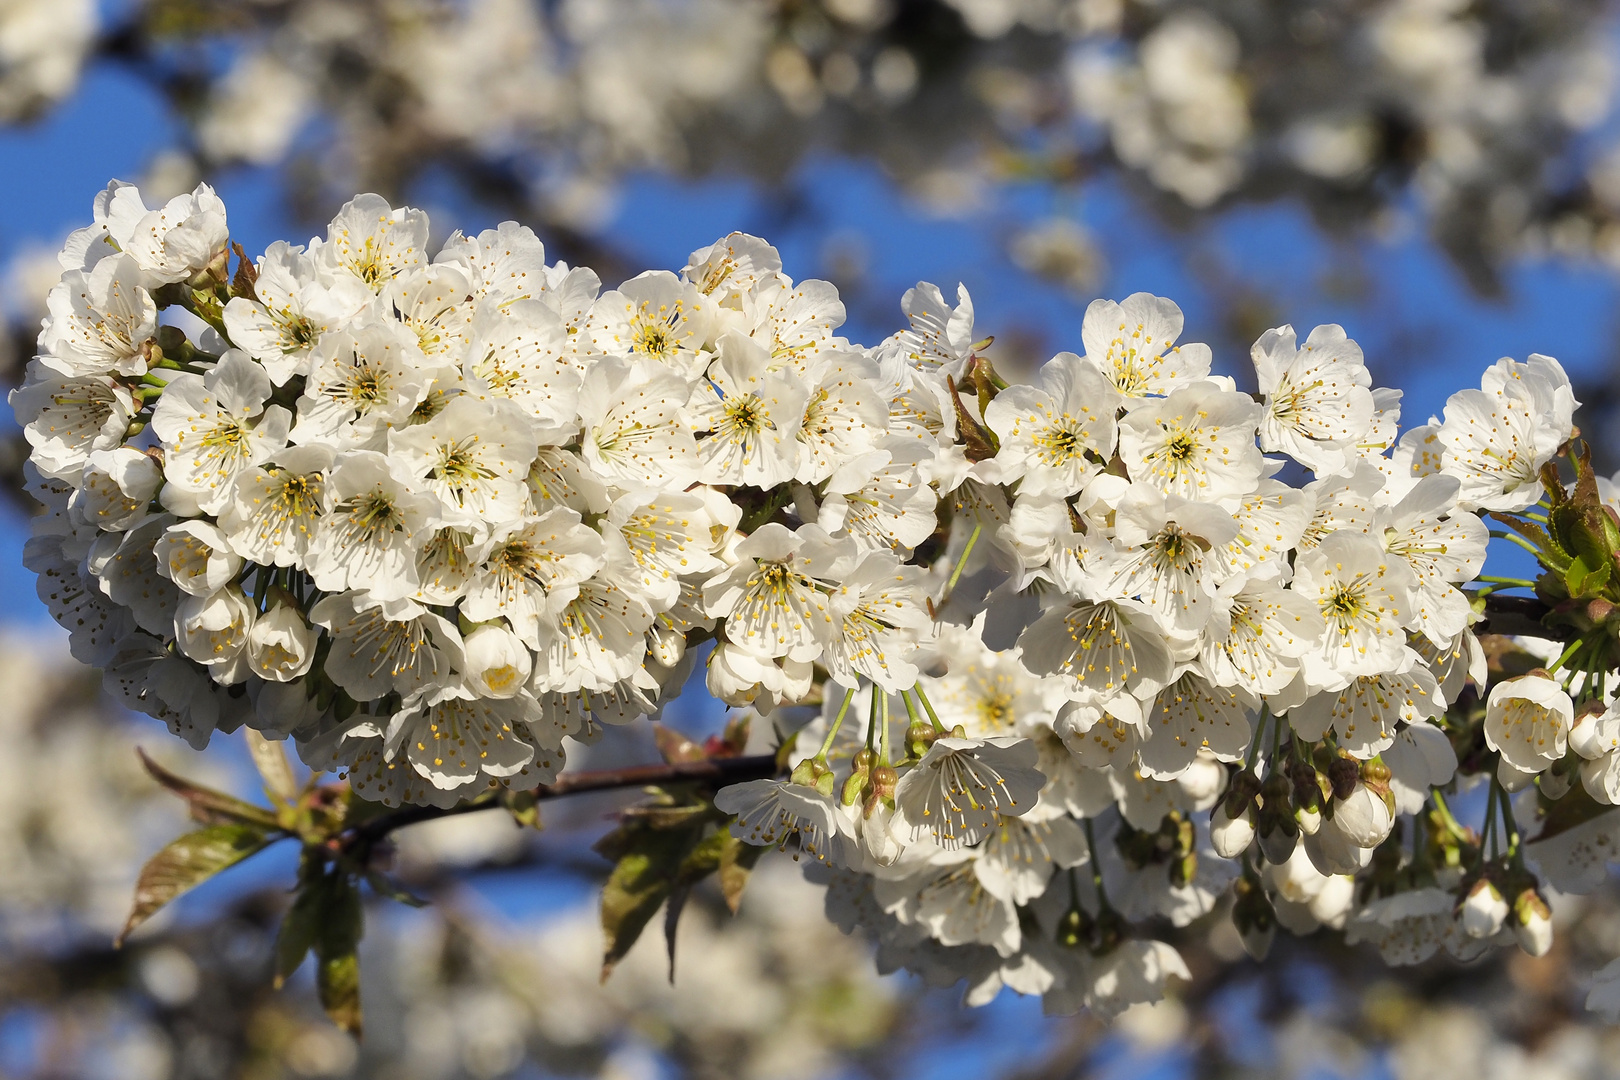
[19,177,1620,1032]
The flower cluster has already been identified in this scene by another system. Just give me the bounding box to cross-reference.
[17,179,1616,1018]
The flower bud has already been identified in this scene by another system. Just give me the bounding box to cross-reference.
[1329,782,1394,848]
[1232,876,1275,961]
[246,600,316,682]
[1461,878,1508,939]
[1497,757,1536,792]
[1539,761,1575,800]
[1295,804,1321,835]
[1211,802,1255,859]
[175,587,255,684]
[464,624,533,698]
[1327,756,1359,801]
[1512,888,1554,957]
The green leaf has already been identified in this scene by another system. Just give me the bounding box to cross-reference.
[137,749,281,829]
[273,876,323,989]
[501,789,544,832]
[718,836,767,914]
[363,869,428,908]
[314,873,365,1036]
[1488,512,1570,572]
[119,823,276,945]
[1567,555,1612,599]
[596,803,728,981]
[244,729,300,806]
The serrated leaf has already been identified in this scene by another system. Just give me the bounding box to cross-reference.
[119,823,276,944]
[718,835,767,914]
[244,729,300,806]
[1567,556,1611,599]
[1488,512,1570,571]
[138,748,281,829]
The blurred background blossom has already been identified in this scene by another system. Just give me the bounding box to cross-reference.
[10,0,1620,1076]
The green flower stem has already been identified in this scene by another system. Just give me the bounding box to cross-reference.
[817,686,857,758]
[941,521,983,603]
[1488,530,1544,559]
[913,681,947,734]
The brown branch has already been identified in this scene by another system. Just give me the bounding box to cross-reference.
[1475,592,1563,639]
[344,754,780,855]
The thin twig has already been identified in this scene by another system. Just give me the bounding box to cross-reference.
[344,754,780,854]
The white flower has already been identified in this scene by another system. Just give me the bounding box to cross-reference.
[174,587,256,684]
[381,263,476,363]
[388,395,536,531]
[822,552,933,693]
[1205,478,1312,581]
[1378,473,1488,646]
[1138,672,1256,779]
[1085,484,1237,633]
[315,193,429,290]
[1081,292,1211,397]
[818,439,940,554]
[532,564,656,694]
[101,182,229,284]
[1291,531,1417,688]
[743,273,848,370]
[877,855,1022,956]
[1288,664,1444,759]
[682,231,782,304]
[293,320,432,450]
[974,815,1088,904]
[460,298,581,428]
[309,591,464,701]
[585,270,710,375]
[223,240,370,384]
[435,221,551,309]
[151,349,292,513]
[1438,353,1577,512]
[1251,322,1375,476]
[984,351,1121,497]
[1018,598,1175,704]
[10,372,135,482]
[72,447,160,532]
[714,778,853,863]
[893,735,1045,848]
[1484,673,1572,774]
[880,281,976,379]
[577,357,699,488]
[153,520,242,596]
[245,600,316,682]
[215,445,332,568]
[1296,461,1386,549]
[386,684,556,800]
[1383,721,1458,814]
[462,508,606,648]
[39,254,156,378]
[703,523,852,662]
[596,491,721,610]
[1199,577,1322,696]
[793,350,889,484]
[461,624,534,699]
[305,450,440,601]
[1117,382,1263,503]
[686,332,807,488]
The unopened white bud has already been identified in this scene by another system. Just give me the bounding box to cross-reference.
[1295,805,1321,835]
[1329,783,1393,848]
[175,587,255,683]
[465,624,533,699]
[246,602,316,682]
[1461,879,1508,939]
[1513,889,1554,957]
[1211,803,1255,859]
[1497,757,1537,792]
[74,447,160,531]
